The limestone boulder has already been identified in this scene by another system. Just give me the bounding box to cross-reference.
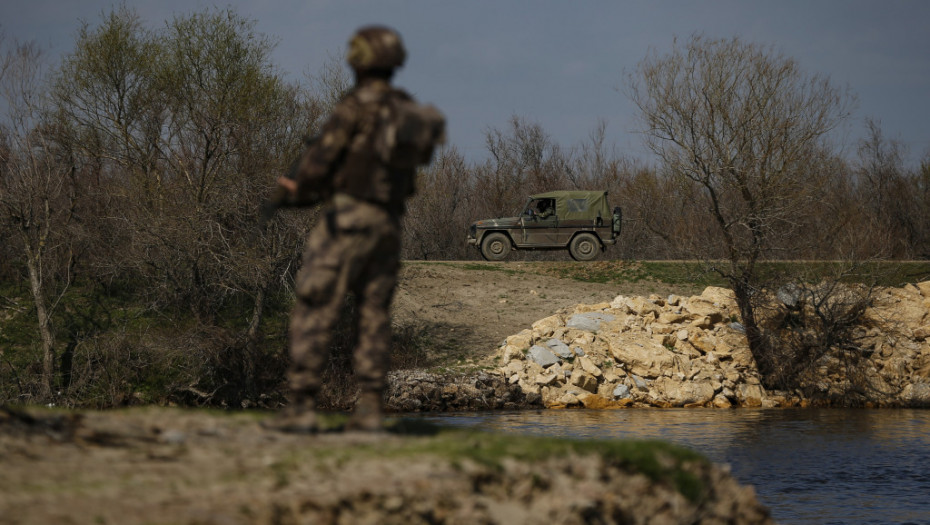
[502,345,525,362]
[652,377,716,407]
[737,384,765,407]
[545,338,574,359]
[623,297,662,317]
[506,329,535,350]
[684,298,725,323]
[578,392,631,409]
[535,372,560,386]
[612,384,631,399]
[912,353,930,379]
[912,325,930,341]
[569,369,598,393]
[895,303,928,329]
[658,311,689,325]
[901,382,930,406]
[701,286,737,306]
[532,315,564,337]
[605,332,677,379]
[566,312,615,333]
[916,281,930,298]
[576,355,604,378]
[688,330,717,355]
[574,302,611,313]
[527,346,559,368]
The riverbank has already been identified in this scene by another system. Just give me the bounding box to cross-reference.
[419,408,930,525]
[0,406,773,524]
[386,263,930,411]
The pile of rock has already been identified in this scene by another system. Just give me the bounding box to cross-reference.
[494,283,930,408]
[856,282,930,404]
[385,370,530,412]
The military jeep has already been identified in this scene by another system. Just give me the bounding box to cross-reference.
[466,190,621,261]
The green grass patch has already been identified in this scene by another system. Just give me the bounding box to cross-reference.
[530,260,723,286]
[522,260,930,288]
[412,260,528,276]
[334,418,708,503]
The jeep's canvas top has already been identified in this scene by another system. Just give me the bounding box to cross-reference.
[530,190,610,221]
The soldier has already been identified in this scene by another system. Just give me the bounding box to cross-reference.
[269,26,443,432]
[536,199,554,219]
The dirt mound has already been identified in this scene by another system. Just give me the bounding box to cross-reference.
[0,407,773,524]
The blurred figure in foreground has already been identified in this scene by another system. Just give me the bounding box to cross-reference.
[267,26,444,432]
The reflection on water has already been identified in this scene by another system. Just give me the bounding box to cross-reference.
[416,409,930,524]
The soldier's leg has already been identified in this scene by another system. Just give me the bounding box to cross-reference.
[271,222,353,432]
[287,295,344,399]
[269,289,347,433]
[346,237,399,431]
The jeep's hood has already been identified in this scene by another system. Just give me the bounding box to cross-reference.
[472,217,521,229]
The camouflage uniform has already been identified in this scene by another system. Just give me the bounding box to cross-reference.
[278,26,442,432]
[536,199,554,219]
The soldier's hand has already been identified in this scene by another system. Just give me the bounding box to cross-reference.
[277,176,298,195]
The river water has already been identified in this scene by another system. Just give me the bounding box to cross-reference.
[416,408,930,524]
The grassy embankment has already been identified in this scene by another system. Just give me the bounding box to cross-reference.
[311,413,708,503]
[1,405,710,506]
[457,259,930,289]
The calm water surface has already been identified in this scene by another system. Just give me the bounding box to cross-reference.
[416,409,930,524]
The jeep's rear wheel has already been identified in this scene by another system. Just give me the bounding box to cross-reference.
[480,232,512,261]
[569,233,600,261]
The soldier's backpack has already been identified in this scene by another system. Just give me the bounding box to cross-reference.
[375,96,446,170]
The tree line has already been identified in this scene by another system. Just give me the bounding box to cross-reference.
[2,7,928,405]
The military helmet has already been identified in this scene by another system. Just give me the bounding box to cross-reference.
[347,26,406,72]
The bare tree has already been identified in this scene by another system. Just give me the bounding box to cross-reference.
[628,35,855,384]
[757,263,876,400]
[915,156,930,258]
[471,115,573,224]
[854,118,924,258]
[402,146,472,260]
[0,39,77,398]
[41,6,323,405]
[53,7,316,321]
[305,52,352,116]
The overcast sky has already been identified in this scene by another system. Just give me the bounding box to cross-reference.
[3,0,929,165]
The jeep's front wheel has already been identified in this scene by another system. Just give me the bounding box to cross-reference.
[480,232,512,261]
[569,233,600,261]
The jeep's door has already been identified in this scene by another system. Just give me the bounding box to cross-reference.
[520,199,560,246]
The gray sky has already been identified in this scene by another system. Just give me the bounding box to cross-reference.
[3,0,929,165]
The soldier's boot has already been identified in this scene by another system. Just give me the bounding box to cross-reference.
[345,390,384,432]
[263,395,319,434]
